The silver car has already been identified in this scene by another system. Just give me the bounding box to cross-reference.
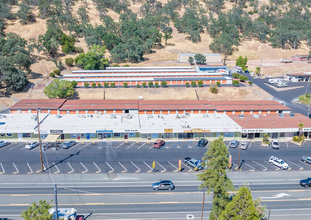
[240,141,248,150]
[60,141,76,149]
[0,140,8,148]
[229,140,239,148]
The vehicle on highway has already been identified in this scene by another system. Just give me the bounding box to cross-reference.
[184,157,203,170]
[240,141,248,150]
[229,140,239,148]
[270,139,280,149]
[0,140,9,147]
[269,156,289,170]
[25,141,39,150]
[153,140,165,148]
[49,208,77,220]
[300,178,311,188]
[301,156,311,165]
[198,138,208,147]
[152,180,175,191]
[60,141,76,149]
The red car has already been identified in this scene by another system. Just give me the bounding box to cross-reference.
[153,140,166,148]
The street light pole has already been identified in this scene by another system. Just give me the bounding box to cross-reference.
[259,57,263,78]
[37,108,44,172]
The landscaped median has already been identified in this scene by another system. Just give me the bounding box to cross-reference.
[298,94,310,105]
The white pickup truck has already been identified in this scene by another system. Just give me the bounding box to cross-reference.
[184,157,204,170]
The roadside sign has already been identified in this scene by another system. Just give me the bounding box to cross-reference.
[229,155,232,169]
[178,159,181,171]
[152,161,155,169]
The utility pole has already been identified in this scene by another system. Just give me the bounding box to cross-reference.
[307,94,311,118]
[55,184,58,220]
[200,190,205,220]
[259,57,263,78]
[267,208,271,220]
[37,108,44,172]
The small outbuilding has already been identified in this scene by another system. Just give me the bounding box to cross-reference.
[178,53,222,63]
[291,55,309,61]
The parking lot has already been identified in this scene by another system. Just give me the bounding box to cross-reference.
[0,140,311,175]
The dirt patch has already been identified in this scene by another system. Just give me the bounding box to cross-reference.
[0,98,14,110]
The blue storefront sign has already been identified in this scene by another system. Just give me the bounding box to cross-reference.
[96,130,113,133]
[86,133,90,140]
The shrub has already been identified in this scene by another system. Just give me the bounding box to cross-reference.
[65,58,74,66]
[50,72,55,77]
[257,17,264,22]
[110,82,115,88]
[113,64,120,67]
[185,82,190,87]
[191,81,196,87]
[248,11,254,15]
[84,82,89,88]
[216,82,221,87]
[248,81,253,86]
[293,135,305,142]
[123,65,130,67]
[210,83,218,94]
[148,81,153,88]
[136,84,140,88]
[54,69,61,75]
[232,80,240,87]
[91,82,96,88]
[239,75,248,82]
[263,134,270,145]
[74,47,84,53]
[104,82,109,88]
[253,9,259,13]
[71,81,77,88]
[123,82,128,88]
[232,73,240,78]
[161,81,167,87]
[244,4,248,8]
[98,83,102,88]
[155,82,159,88]
[142,82,147,88]
[230,0,234,2]
[198,80,203,87]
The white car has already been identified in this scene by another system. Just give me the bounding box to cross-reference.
[269,156,289,170]
[25,141,39,150]
[240,141,248,150]
[270,139,279,149]
[0,140,8,147]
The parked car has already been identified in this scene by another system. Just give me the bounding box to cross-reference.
[300,178,311,188]
[240,141,248,150]
[269,156,289,170]
[153,140,166,148]
[25,141,39,150]
[270,139,279,149]
[184,157,204,170]
[60,141,76,149]
[229,140,239,148]
[198,138,208,147]
[244,70,249,74]
[0,140,9,148]
[301,156,311,165]
[152,180,175,191]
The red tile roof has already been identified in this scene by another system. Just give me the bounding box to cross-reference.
[60,100,138,110]
[210,100,290,111]
[138,100,214,110]
[9,99,67,110]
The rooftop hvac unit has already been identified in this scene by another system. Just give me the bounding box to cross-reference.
[98,111,103,115]
[147,115,153,119]
[31,115,37,120]
[185,112,190,116]
[110,114,117,119]
[289,113,295,117]
[126,114,132,119]
[158,115,164,119]
[203,114,207,118]
[279,113,284,118]
[78,115,86,118]
[55,115,62,118]
[239,114,244,119]
[87,114,93,118]
[0,115,6,119]
[252,114,260,119]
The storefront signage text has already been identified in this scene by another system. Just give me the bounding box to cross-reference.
[50,130,63,134]
[164,129,173,133]
[96,130,113,133]
[124,129,138,132]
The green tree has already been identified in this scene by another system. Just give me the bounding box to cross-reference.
[75,44,109,70]
[123,82,128,88]
[43,79,75,98]
[218,186,260,220]
[50,72,55,77]
[54,70,60,75]
[232,73,240,78]
[21,199,53,220]
[38,26,63,57]
[155,82,159,88]
[194,54,206,64]
[188,56,194,65]
[185,82,190,87]
[91,82,96,88]
[104,82,109,88]
[235,55,244,67]
[136,84,140,88]
[110,82,116,88]
[65,58,74,66]
[148,81,154,87]
[197,137,235,220]
[198,80,203,87]
[161,81,167,87]
[142,82,147,88]
[255,67,260,75]
[239,75,248,82]
[98,82,102,88]
[298,123,304,139]
[163,28,173,46]
[232,80,240,87]
[71,81,77,88]
[191,80,197,87]
[17,3,35,24]
[84,82,89,88]
[210,83,218,94]
[248,81,253,86]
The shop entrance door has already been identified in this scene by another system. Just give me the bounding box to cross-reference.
[247,133,254,139]
[77,134,81,140]
[124,133,128,139]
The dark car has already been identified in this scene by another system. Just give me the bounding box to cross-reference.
[152,180,175,191]
[198,138,208,147]
[245,70,250,74]
[153,140,166,148]
[301,156,311,165]
[300,178,311,188]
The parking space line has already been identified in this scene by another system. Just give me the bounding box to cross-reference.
[106,162,114,173]
[249,143,252,148]
[9,144,23,151]
[68,162,74,173]
[244,163,255,171]
[167,161,179,172]
[172,141,181,149]
[127,143,135,149]
[288,161,303,170]
[93,162,101,173]
[104,142,112,149]
[183,141,192,148]
[156,161,166,172]
[13,163,19,174]
[80,162,88,173]
[78,143,92,150]
[149,145,153,149]
[131,161,140,173]
[115,142,125,149]
[27,163,33,174]
[137,143,146,149]
[118,162,127,173]
[300,161,311,167]
[36,164,46,173]
[0,163,5,174]
[252,160,267,171]
[194,144,198,148]
[264,161,280,170]
[143,161,153,172]
[53,162,60,174]
[181,162,193,172]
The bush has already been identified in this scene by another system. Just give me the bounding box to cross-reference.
[216,82,221,87]
[91,82,96,88]
[232,73,240,78]
[74,47,84,53]
[161,81,167,87]
[244,4,248,8]
[71,81,77,88]
[142,82,147,88]
[293,135,305,142]
[191,81,196,87]
[110,82,115,88]
[232,80,240,87]
[239,75,248,82]
[104,82,109,88]
[257,17,264,22]
[98,83,102,88]
[248,11,254,15]
[248,81,253,86]
[253,9,259,13]
[185,82,190,87]
[65,58,74,66]
[113,64,120,67]
[210,83,218,94]
[155,82,159,88]
[136,84,140,88]
[123,65,130,67]
[54,69,61,75]
[148,81,153,88]
[123,82,128,88]
[84,82,89,88]
[263,134,270,145]
[50,72,55,77]
[198,80,203,87]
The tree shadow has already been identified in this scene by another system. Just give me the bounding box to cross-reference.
[68,90,80,100]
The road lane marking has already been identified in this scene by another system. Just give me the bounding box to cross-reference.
[244,163,255,171]
[264,161,280,170]
[167,161,179,172]
[156,161,166,172]
[53,162,60,174]
[137,143,146,149]
[11,194,30,196]
[27,163,33,174]
[127,143,135,149]
[80,162,88,173]
[115,142,124,149]
[118,162,127,173]
[0,163,5,174]
[252,160,267,171]
[131,161,140,173]
[93,162,101,173]
[149,145,153,149]
[13,163,19,174]
[106,162,114,173]
[143,161,153,172]
[67,162,74,173]
[287,161,303,170]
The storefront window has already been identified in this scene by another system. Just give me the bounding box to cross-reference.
[6,133,12,137]
[22,133,31,138]
[241,133,247,138]
[90,133,96,137]
[202,132,213,137]
[272,133,278,138]
[255,133,260,138]
[129,133,136,137]
[71,134,77,138]
[140,134,148,139]
[161,133,173,139]
[280,133,285,138]
[0,133,5,136]
[81,133,87,138]
[151,133,159,138]
[114,133,121,137]
[223,132,234,137]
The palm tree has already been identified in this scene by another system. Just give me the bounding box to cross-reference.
[298,123,304,139]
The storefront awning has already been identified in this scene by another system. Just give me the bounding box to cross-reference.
[43,134,60,142]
